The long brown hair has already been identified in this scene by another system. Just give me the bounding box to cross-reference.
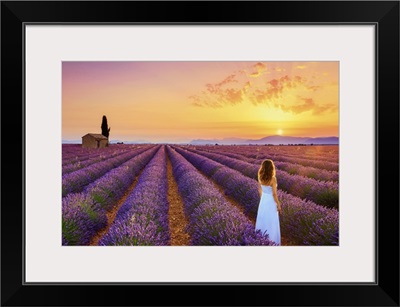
[258,159,276,185]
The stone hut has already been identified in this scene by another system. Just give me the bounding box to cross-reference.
[82,133,108,148]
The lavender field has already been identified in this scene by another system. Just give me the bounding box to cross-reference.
[62,144,339,246]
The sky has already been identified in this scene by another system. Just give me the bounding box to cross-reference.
[62,61,339,143]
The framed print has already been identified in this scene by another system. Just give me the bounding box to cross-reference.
[1,1,399,306]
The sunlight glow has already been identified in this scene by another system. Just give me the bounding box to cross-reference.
[62,61,339,143]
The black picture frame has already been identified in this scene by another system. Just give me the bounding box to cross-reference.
[1,1,399,306]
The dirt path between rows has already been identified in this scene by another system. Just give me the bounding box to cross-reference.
[89,171,143,246]
[166,156,191,246]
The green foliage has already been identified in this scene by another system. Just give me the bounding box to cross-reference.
[62,218,80,245]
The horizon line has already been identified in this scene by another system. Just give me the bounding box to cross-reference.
[62,135,339,145]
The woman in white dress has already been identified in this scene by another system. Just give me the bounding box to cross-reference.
[255,159,282,245]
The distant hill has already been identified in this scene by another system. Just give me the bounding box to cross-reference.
[190,135,339,145]
[109,139,151,144]
[303,137,339,145]
[62,139,80,144]
[62,135,339,145]
[62,139,152,145]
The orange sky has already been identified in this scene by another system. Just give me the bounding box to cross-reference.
[62,61,339,143]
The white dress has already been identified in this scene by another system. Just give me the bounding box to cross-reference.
[255,184,281,245]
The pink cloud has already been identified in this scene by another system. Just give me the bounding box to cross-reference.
[249,62,267,77]
[277,98,336,115]
[188,67,337,115]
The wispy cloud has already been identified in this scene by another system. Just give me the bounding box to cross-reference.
[205,74,237,94]
[277,98,336,115]
[249,62,267,77]
[189,73,246,107]
[249,75,306,103]
[189,63,337,116]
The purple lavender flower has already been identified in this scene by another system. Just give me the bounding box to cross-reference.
[278,190,339,245]
[173,146,339,246]
[62,145,150,175]
[62,193,107,245]
[62,149,142,196]
[62,146,160,245]
[167,146,275,246]
[182,147,338,209]
[99,147,170,246]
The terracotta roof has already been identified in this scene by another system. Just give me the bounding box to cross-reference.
[82,133,108,140]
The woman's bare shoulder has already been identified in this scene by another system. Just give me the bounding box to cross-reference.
[259,178,275,187]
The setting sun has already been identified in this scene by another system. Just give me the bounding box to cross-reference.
[277,129,283,135]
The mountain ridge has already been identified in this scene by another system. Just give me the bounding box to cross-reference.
[190,135,339,145]
[62,135,339,145]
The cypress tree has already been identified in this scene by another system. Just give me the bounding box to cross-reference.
[101,115,111,138]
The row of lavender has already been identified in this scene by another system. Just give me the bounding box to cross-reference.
[99,146,274,245]
[62,145,150,175]
[62,144,337,245]
[62,144,100,163]
[194,146,339,172]
[62,144,135,165]
[62,145,156,197]
[193,147,338,182]
[185,147,339,209]
[166,146,274,245]
[63,144,273,246]
[99,147,170,245]
[248,145,338,162]
[62,146,159,245]
[173,146,338,245]
[195,144,339,164]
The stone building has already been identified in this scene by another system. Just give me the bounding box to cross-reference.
[81,133,108,148]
